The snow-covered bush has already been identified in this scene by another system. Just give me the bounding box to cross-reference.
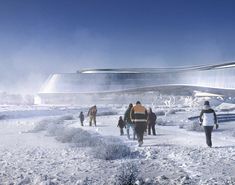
[54,127,131,160]
[32,119,55,132]
[186,121,203,132]
[47,123,64,136]
[93,139,131,160]
[60,128,103,147]
[55,128,79,143]
[32,116,132,160]
[32,118,53,132]
[184,96,195,107]
[52,127,131,160]
[115,162,139,185]
[94,143,130,160]
[164,96,176,108]
[46,125,102,147]
[32,115,74,132]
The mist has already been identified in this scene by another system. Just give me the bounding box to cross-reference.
[1,25,229,95]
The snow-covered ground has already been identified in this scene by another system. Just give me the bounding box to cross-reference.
[0,101,235,185]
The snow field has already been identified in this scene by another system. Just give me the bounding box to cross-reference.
[0,101,235,184]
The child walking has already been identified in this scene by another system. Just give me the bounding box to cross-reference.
[79,111,85,126]
[117,116,125,136]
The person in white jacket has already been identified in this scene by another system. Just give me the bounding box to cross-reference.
[199,101,218,147]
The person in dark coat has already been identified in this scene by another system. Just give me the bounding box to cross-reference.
[117,116,125,135]
[199,100,219,147]
[124,103,136,140]
[147,108,157,135]
[79,111,85,126]
[131,101,148,147]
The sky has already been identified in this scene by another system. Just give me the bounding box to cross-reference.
[1,0,235,94]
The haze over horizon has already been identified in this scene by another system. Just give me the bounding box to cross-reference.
[1,0,235,94]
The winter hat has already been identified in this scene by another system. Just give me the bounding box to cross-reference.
[204,101,210,106]
[136,101,141,104]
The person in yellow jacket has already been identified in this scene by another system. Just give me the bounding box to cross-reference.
[131,101,148,147]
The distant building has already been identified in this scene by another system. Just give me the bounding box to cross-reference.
[35,62,235,105]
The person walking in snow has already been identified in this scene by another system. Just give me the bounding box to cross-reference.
[131,101,148,147]
[147,108,157,135]
[117,116,125,136]
[124,103,136,140]
[199,101,218,147]
[87,105,97,126]
[79,111,85,126]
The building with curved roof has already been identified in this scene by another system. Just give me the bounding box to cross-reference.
[35,62,235,104]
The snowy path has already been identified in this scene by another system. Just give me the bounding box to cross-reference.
[72,114,235,148]
[147,125,235,147]
[72,114,235,184]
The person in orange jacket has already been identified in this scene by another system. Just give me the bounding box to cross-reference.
[131,101,148,147]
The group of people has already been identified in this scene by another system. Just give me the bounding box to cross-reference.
[118,100,219,148]
[79,100,219,148]
[79,105,97,127]
[117,101,157,147]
